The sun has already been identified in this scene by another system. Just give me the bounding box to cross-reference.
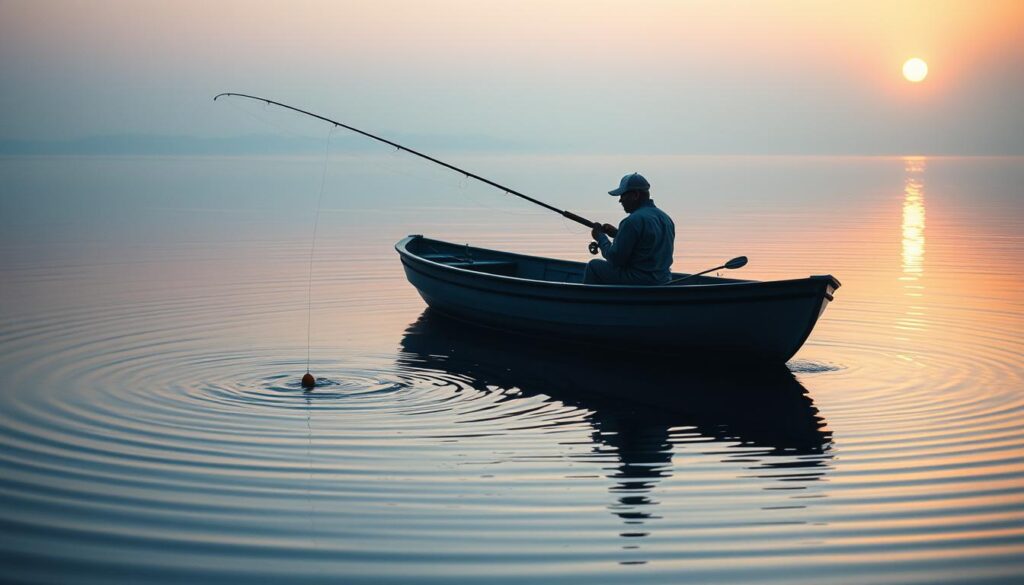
[903,58,928,82]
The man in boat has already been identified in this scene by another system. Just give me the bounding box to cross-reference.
[585,172,675,285]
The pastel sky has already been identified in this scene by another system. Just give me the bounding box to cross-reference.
[1,0,1022,154]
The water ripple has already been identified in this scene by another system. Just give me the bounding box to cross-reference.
[2,155,1023,583]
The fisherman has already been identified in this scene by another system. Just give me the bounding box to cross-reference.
[585,172,675,285]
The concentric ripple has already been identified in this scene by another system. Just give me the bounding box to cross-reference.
[2,155,1023,584]
[0,282,836,583]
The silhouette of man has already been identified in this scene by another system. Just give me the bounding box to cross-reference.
[585,173,675,285]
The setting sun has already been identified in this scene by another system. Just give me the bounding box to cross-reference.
[903,58,929,82]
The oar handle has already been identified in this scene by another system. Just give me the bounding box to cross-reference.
[668,265,725,285]
[562,211,618,237]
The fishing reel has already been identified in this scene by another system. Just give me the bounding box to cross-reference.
[588,241,599,255]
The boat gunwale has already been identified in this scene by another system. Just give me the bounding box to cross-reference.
[396,235,841,298]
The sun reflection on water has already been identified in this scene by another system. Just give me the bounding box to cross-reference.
[893,156,929,353]
[901,157,926,290]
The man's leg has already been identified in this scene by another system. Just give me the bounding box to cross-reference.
[585,259,641,284]
[584,259,615,284]
[585,259,662,285]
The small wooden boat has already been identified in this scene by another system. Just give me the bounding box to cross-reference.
[395,235,840,363]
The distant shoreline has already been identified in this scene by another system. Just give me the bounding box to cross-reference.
[0,133,529,157]
[2,150,1021,160]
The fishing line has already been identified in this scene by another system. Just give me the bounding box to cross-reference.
[213,94,615,236]
[303,126,334,385]
[213,93,624,387]
[559,213,591,235]
[223,97,323,143]
[304,392,320,564]
[451,168,548,219]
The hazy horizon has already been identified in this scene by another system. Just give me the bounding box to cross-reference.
[1,1,1023,156]
[4,133,1024,157]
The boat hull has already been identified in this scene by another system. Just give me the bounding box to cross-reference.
[396,236,839,363]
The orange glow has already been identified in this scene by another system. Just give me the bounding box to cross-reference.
[2,1,1021,76]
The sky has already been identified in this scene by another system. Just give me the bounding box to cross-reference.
[0,0,1022,155]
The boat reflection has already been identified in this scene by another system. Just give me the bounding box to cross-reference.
[397,310,833,558]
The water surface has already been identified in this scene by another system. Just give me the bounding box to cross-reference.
[1,154,1022,583]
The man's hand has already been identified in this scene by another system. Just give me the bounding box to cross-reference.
[592,223,616,240]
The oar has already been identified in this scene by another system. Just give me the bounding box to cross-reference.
[668,256,748,285]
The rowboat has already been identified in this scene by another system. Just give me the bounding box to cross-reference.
[395,235,840,363]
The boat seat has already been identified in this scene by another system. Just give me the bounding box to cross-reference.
[447,260,518,276]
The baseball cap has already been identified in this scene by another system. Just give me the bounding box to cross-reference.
[608,172,650,196]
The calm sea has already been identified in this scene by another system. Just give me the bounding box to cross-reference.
[1,154,1022,583]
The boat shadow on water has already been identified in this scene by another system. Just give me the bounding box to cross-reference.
[397,310,834,558]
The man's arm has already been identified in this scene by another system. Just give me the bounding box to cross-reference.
[594,218,638,267]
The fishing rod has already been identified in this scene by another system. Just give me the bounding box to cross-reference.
[214,93,617,246]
